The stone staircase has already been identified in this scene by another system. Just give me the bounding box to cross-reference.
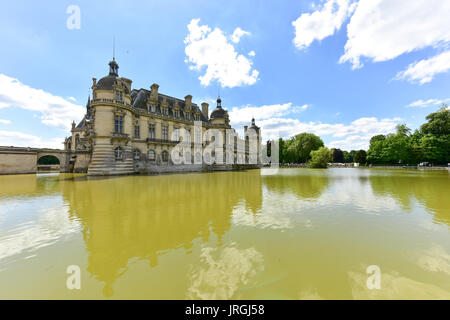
[87,144,134,176]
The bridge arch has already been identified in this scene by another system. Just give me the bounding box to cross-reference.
[37,154,61,165]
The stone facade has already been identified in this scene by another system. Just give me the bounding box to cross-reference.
[64,58,261,176]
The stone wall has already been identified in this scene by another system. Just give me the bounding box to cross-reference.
[0,152,37,174]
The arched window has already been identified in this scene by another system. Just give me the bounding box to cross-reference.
[114,147,123,160]
[148,149,156,161]
[161,150,169,162]
[184,151,191,164]
[75,134,80,148]
[195,152,202,163]
[133,149,141,160]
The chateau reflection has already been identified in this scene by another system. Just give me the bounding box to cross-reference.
[262,171,329,199]
[60,170,263,297]
[369,172,450,226]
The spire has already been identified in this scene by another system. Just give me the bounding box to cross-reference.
[86,95,92,118]
[109,37,119,76]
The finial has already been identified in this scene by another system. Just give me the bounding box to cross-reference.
[113,36,115,61]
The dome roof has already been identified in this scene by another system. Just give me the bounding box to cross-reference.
[210,107,226,119]
[97,75,117,91]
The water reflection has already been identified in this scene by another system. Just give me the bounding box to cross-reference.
[263,170,329,200]
[60,171,263,296]
[187,243,264,300]
[369,171,450,226]
[0,168,449,299]
[0,173,62,199]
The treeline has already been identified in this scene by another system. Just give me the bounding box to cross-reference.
[277,106,449,168]
[278,133,366,168]
[367,106,450,165]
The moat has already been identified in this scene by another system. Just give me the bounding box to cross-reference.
[0,168,449,299]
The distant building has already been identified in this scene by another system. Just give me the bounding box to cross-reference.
[65,57,260,175]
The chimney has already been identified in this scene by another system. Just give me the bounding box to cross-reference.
[185,95,192,109]
[150,83,159,100]
[201,102,209,119]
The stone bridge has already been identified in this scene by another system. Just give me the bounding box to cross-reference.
[0,146,90,174]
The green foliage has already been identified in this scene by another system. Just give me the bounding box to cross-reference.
[279,133,324,163]
[420,105,450,135]
[332,148,345,163]
[308,147,332,168]
[343,151,353,163]
[354,150,367,164]
[367,106,450,165]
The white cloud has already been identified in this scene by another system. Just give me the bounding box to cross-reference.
[407,98,450,108]
[229,103,308,127]
[0,119,10,124]
[67,96,76,102]
[0,130,64,149]
[248,50,255,57]
[228,102,400,150]
[230,27,250,43]
[292,0,356,50]
[339,0,450,69]
[0,74,85,131]
[184,19,259,88]
[395,50,450,84]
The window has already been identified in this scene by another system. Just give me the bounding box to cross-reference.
[133,149,141,160]
[148,124,155,139]
[114,115,124,133]
[134,125,140,138]
[162,108,168,116]
[174,128,180,141]
[194,114,200,121]
[195,129,201,144]
[174,109,179,118]
[186,129,191,143]
[115,90,123,102]
[161,150,169,162]
[148,149,156,161]
[185,113,190,120]
[149,105,155,113]
[114,147,123,160]
[162,125,168,141]
[75,134,80,148]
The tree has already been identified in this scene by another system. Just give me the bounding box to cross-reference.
[354,150,367,164]
[332,148,345,163]
[343,151,353,163]
[418,106,450,164]
[308,147,332,168]
[281,133,324,163]
[419,134,450,164]
[420,105,450,135]
[367,135,386,164]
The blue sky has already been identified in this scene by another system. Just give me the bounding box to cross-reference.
[0,0,449,150]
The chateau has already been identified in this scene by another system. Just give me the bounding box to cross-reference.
[64,58,261,175]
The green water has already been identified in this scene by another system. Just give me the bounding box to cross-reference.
[0,168,449,299]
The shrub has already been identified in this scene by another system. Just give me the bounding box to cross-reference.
[308,147,332,168]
